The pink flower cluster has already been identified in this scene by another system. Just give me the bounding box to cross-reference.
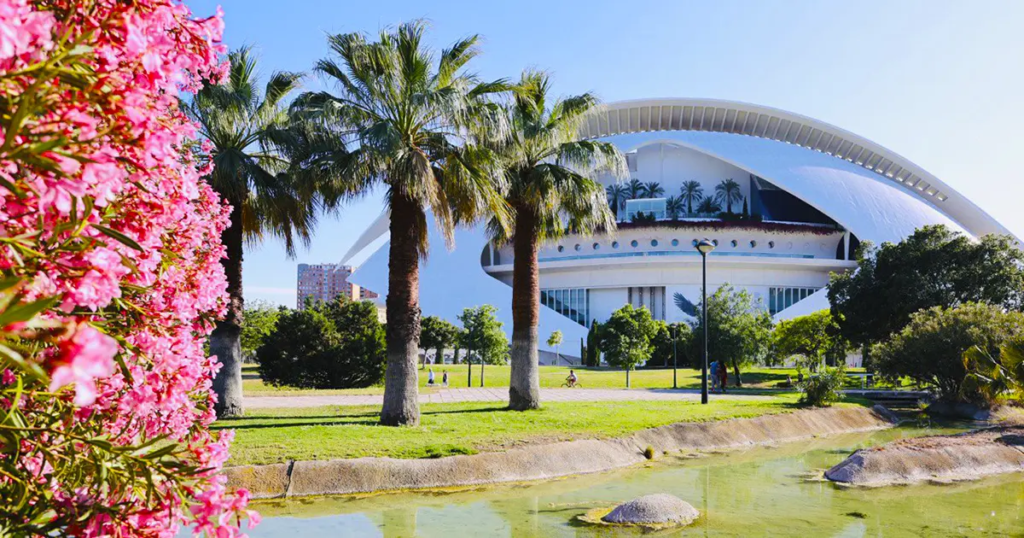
[0,1,254,536]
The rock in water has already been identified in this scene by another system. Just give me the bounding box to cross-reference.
[602,494,699,526]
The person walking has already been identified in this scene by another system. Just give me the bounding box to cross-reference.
[427,368,436,386]
[442,370,449,387]
[709,360,720,392]
[718,363,728,393]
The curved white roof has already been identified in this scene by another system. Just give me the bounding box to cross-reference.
[581,98,1012,240]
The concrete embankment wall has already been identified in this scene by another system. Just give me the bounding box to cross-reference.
[826,426,1024,487]
[226,406,893,499]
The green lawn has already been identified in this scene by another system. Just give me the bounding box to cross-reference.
[241,363,828,396]
[214,395,859,465]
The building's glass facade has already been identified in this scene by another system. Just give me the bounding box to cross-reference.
[540,288,590,326]
[768,286,821,315]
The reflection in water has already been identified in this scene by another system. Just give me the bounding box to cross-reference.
[250,425,1024,537]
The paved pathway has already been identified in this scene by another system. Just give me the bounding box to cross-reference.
[246,387,772,409]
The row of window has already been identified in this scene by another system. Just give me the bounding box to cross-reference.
[768,286,821,315]
[540,288,589,327]
[556,238,790,253]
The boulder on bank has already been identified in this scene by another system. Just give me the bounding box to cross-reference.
[602,494,699,527]
[826,426,1024,487]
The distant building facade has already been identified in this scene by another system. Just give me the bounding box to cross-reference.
[296,263,379,308]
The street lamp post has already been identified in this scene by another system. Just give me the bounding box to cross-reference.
[695,238,715,404]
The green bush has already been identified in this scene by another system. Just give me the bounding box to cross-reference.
[799,366,846,407]
[874,303,1024,402]
[257,299,386,389]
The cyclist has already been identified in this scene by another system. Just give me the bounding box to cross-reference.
[565,369,578,388]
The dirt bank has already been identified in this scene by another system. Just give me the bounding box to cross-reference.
[826,426,1024,487]
[226,406,894,499]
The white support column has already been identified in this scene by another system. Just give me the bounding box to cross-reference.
[844,231,851,260]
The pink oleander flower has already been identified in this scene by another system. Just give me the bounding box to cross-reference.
[49,324,117,406]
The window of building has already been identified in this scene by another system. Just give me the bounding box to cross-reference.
[624,198,667,221]
[651,239,659,247]
[612,241,619,249]
[630,240,639,248]
[671,239,679,246]
[540,287,590,326]
[768,286,822,315]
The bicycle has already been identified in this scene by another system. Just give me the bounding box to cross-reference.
[560,380,583,388]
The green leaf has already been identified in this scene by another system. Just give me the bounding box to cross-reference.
[0,296,59,327]
[92,224,143,251]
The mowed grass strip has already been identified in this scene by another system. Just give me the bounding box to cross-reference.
[217,396,824,465]
[241,364,819,396]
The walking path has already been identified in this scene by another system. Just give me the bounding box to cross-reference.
[245,387,772,409]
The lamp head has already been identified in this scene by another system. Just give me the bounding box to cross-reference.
[696,238,715,255]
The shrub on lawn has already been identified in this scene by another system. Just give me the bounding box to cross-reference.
[257,299,386,389]
[873,303,1024,403]
[799,366,846,407]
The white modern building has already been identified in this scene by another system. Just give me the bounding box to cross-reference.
[341,98,1014,354]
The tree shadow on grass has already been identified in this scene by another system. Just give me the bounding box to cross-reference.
[422,406,515,416]
[213,417,380,431]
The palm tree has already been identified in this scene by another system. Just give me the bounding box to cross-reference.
[665,196,684,220]
[488,71,624,410]
[626,178,644,199]
[680,180,703,215]
[183,47,315,418]
[293,22,510,426]
[697,196,722,214]
[606,184,627,219]
[641,181,664,198]
[715,178,743,214]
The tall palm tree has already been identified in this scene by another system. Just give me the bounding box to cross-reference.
[183,47,314,418]
[488,71,625,410]
[291,22,510,426]
[665,196,684,220]
[626,178,644,199]
[680,180,703,215]
[641,181,664,198]
[606,184,627,219]
[715,178,743,214]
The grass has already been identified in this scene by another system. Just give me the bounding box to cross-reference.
[241,363,835,396]
[214,395,858,465]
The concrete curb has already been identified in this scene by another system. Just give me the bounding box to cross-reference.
[224,406,894,499]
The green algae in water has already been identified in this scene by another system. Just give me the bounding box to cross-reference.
[248,425,1024,537]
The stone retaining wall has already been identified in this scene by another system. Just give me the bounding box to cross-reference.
[226,406,894,499]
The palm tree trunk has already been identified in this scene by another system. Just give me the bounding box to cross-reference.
[380,195,422,426]
[509,208,541,410]
[210,200,244,418]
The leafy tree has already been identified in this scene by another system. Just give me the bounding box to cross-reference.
[486,71,622,409]
[579,337,586,367]
[586,320,602,366]
[714,178,742,213]
[459,305,510,387]
[773,310,848,370]
[874,303,1024,402]
[696,196,722,214]
[183,47,315,417]
[293,22,510,426]
[641,181,664,198]
[599,305,659,387]
[665,196,684,220]
[680,180,704,214]
[258,299,386,389]
[626,178,645,199]
[420,316,460,367]
[548,329,564,364]
[692,284,773,385]
[829,225,1024,351]
[242,300,284,361]
[650,322,692,368]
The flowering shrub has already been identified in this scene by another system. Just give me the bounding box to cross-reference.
[0,1,257,536]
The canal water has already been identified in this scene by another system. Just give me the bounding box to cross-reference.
[248,423,1024,537]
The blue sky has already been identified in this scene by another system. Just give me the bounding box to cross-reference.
[184,0,1024,307]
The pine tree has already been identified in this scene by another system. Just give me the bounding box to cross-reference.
[742,196,749,219]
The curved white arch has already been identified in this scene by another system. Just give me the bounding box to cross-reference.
[583,98,1012,240]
